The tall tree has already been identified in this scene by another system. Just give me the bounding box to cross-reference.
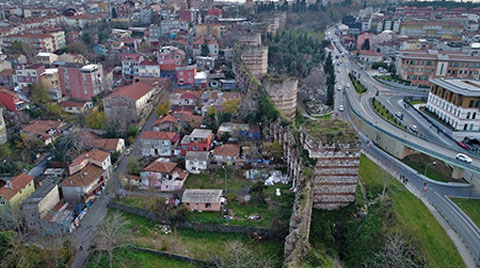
[156,101,171,116]
[29,83,50,106]
[94,212,131,268]
[201,42,210,57]
[210,241,273,268]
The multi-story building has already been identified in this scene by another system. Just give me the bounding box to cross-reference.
[26,28,66,50]
[15,63,46,88]
[192,39,219,57]
[180,128,213,156]
[58,63,106,101]
[139,131,180,157]
[35,52,59,67]
[399,20,464,40]
[0,174,35,215]
[396,50,480,86]
[141,158,188,192]
[121,53,144,79]
[137,60,160,78]
[0,88,25,111]
[103,81,158,130]
[157,46,185,72]
[140,8,153,24]
[427,78,480,140]
[195,24,221,38]
[63,14,101,28]
[185,151,209,174]
[1,33,56,53]
[176,65,196,86]
[40,68,62,101]
[0,69,15,89]
[23,176,61,231]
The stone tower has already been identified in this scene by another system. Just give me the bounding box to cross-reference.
[301,119,361,210]
[262,74,298,121]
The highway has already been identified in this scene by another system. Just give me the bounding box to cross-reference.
[327,27,480,267]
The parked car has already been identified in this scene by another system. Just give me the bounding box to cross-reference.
[395,112,404,120]
[339,105,344,112]
[409,125,418,133]
[455,153,472,164]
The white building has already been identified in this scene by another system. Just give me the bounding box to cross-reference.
[186,151,209,174]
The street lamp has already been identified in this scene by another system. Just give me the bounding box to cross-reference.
[424,161,437,177]
[222,165,227,194]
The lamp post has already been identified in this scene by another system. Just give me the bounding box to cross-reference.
[424,161,436,177]
[222,165,227,194]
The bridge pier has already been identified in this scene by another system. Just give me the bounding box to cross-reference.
[452,166,465,180]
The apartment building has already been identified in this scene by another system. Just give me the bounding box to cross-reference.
[121,53,144,79]
[16,63,46,88]
[427,78,480,140]
[1,33,56,52]
[396,50,480,86]
[399,20,463,40]
[40,68,62,101]
[58,63,106,101]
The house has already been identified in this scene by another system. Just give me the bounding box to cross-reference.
[121,54,144,79]
[139,131,180,157]
[21,120,64,145]
[217,122,249,137]
[59,101,93,114]
[40,68,62,101]
[92,137,126,153]
[195,56,215,70]
[152,114,179,131]
[141,158,188,192]
[0,69,15,89]
[0,174,35,215]
[172,111,204,129]
[182,189,223,212]
[169,89,202,105]
[195,24,221,38]
[60,163,107,204]
[68,149,112,176]
[213,144,240,164]
[176,65,196,86]
[137,60,160,78]
[185,151,209,174]
[357,50,383,64]
[103,81,159,130]
[0,88,25,111]
[15,63,46,88]
[23,176,61,231]
[180,129,213,156]
[35,52,59,67]
[157,46,185,80]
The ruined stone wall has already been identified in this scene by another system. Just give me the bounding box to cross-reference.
[238,33,262,47]
[240,46,268,78]
[270,121,312,267]
[301,130,361,210]
[264,78,298,121]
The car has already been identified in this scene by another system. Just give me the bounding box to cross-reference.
[345,84,351,89]
[339,105,344,111]
[409,125,418,133]
[337,86,342,91]
[395,112,404,120]
[337,69,341,73]
[456,153,472,163]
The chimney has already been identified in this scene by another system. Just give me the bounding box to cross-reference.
[85,153,89,158]
[83,172,88,176]
[69,180,73,185]
[6,180,12,189]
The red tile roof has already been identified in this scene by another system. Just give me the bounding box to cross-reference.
[139,60,158,66]
[213,144,240,157]
[140,131,179,142]
[106,81,155,101]
[60,164,105,187]
[22,120,63,138]
[143,159,177,174]
[153,114,178,126]
[70,149,110,167]
[60,101,88,108]
[0,174,34,200]
[92,138,122,152]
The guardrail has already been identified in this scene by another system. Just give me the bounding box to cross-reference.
[344,91,480,174]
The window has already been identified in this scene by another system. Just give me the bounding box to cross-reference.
[205,203,211,208]
[469,100,474,108]
[467,112,471,119]
[475,100,479,108]
[0,199,4,206]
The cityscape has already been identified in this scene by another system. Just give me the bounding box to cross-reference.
[0,0,479,267]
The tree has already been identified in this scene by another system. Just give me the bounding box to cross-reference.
[263,141,283,161]
[249,181,267,205]
[94,211,131,268]
[167,204,189,230]
[85,110,106,130]
[210,241,273,268]
[127,125,139,144]
[222,99,240,114]
[156,101,171,116]
[111,7,118,18]
[201,42,210,56]
[126,156,141,175]
[362,39,370,51]
[364,232,420,268]
[29,83,50,106]
[45,103,63,118]
[9,41,34,61]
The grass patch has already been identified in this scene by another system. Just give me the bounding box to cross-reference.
[312,113,332,119]
[451,198,480,229]
[310,154,465,268]
[349,73,367,94]
[401,153,454,183]
[111,209,284,266]
[185,169,254,198]
[377,75,412,85]
[409,100,426,105]
[371,97,405,130]
[87,248,195,268]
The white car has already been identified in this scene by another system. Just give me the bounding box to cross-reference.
[339,105,344,112]
[456,153,472,164]
[409,125,418,133]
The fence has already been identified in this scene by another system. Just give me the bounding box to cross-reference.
[130,246,209,265]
